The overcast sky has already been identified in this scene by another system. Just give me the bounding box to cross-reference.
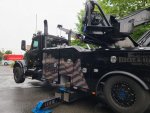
[0,0,85,54]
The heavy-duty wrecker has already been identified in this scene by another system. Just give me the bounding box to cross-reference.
[13,0,150,113]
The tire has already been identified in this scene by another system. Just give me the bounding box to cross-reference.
[4,62,8,66]
[14,67,25,83]
[103,75,149,113]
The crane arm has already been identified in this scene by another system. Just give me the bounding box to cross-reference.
[119,7,150,27]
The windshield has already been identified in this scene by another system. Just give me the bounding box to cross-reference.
[32,39,39,50]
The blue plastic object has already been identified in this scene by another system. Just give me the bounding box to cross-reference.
[32,107,53,113]
[58,87,70,93]
[32,101,53,113]
[32,87,69,113]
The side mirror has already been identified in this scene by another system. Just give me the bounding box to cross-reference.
[21,40,26,51]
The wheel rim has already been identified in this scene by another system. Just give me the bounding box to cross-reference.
[4,63,8,65]
[111,82,136,107]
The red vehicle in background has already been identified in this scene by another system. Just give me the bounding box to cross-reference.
[2,54,24,66]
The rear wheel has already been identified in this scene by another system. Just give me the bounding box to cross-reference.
[14,67,25,83]
[4,62,8,66]
[103,76,149,113]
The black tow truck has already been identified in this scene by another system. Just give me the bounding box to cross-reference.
[13,0,150,113]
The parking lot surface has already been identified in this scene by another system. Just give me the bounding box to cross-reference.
[0,66,149,113]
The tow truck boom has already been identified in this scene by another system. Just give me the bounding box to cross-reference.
[82,0,150,47]
[119,7,150,27]
[57,25,83,46]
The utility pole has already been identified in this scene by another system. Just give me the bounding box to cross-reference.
[35,14,37,34]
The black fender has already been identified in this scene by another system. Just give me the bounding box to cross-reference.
[13,60,27,74]
[96,71,149,94]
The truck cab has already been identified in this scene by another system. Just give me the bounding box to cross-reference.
[13,26,68,83]
[24,34,44,69]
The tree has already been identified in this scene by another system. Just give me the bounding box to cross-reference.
[0,51,4,61]
[5,50,12,54]
[98,0,150,17]
[71,9,86,47]
[75,0,150,41]
[76,9,85,34]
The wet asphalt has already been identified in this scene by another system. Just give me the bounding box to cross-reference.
[0,66,149,113]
